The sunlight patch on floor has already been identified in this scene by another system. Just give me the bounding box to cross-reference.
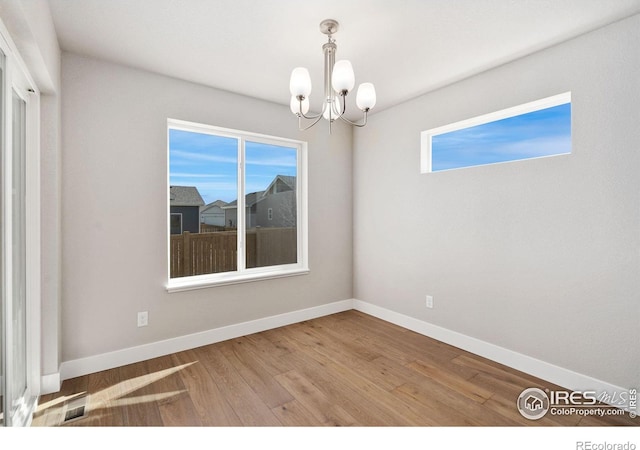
[34,361,198,425]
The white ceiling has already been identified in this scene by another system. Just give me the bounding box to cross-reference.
[48,0,640,115]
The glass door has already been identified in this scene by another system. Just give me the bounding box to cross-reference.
[0,26,40,425]
[7,88,27,426]
[0,49,4,428]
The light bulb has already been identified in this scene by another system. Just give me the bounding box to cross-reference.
[332,60,355,93]
[323,98,342,121]
[289,67,312,97]
[356,82,376,111]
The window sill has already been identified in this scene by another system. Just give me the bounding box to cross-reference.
[166,266,310,293]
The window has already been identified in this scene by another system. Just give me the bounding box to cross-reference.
[167,119,308,291]
[421,92,571,173]
[170,213,182,235]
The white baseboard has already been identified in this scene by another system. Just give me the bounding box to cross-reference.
[40,372,61,395]
[60,299,353,381]
[352,299,632,409]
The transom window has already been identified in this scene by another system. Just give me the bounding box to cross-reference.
[167,119,308,292]
[421,92,571,173]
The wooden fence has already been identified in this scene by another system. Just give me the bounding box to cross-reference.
[170,227,297,278]
[200,223,227,233]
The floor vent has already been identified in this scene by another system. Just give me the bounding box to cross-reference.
[62,396,88,423]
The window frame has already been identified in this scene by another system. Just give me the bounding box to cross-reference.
[166,119,308,292]
[421,92,572,173]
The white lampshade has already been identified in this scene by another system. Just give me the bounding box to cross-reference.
[323,98,342,121]
[331,60,355,93]
[290,96,309,115]
[356,82,376,111]
[289,67,312,97]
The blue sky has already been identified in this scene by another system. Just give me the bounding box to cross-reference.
[169,129,297,204]
[431,102,571,172]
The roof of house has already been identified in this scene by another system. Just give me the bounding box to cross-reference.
[276,175,296,190]
[200,200,227,213]
[169,186,205,207]
[222,191,264,209]
[221,175,297,209]
[260,175,296,198]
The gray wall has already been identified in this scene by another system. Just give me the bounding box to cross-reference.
[353,15,640,389]
[61,53,353,363]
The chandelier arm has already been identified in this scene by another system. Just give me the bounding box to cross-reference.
[337,109,369,128]
[295,96,324,120]
[338,92,347,116]
[298,113,325,131]
[298,110,324,120]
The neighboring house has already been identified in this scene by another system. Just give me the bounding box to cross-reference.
[170,186,205,234]
[255,175,297,228]
[200,200,227,226]
[222,175,297,229]
[222,191,264,229]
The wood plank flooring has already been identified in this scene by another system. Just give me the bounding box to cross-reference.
[32,311,638,427]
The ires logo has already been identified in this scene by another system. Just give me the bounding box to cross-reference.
[517,388,637,420]
[598,389,635,407]
[548,390,598,405]
[517,388,550,420]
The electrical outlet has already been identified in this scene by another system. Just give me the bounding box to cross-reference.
[137,311,148,327]
[426,295,434,309]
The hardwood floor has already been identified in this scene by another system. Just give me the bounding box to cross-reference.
[32,311,638,427]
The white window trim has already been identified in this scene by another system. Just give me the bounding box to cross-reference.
[420,92,572,174]
[166,119,309,292]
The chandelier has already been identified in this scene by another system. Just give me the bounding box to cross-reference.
[289,19,376,131]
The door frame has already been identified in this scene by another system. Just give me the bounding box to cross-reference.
[0,17,41,427]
